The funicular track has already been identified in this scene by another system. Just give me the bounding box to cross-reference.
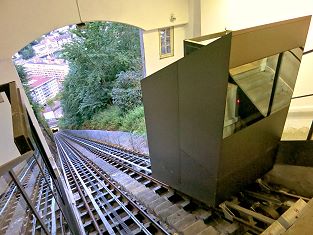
[60,133,171,195]
[0,158,38,234]
[55,132,313,235]
[62,133,152,175]
[56,135,170,235]
[0,152,70,235]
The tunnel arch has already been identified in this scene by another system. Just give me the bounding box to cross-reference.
[0,0,188,160]
[0,0,188,60]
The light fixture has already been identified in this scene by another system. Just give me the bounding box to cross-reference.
[170,14,176,23]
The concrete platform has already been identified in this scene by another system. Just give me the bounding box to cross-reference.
[284,198,313,235]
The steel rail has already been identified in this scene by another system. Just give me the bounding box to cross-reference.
[61,139,155,235]
[33,152,72,234]
[61,133,151,171]
[0,158,43,235]
[0,158,36,215]
[9,170,50,235]
[60,137,170,235]
[62,136,169,189]
[65,144,132,235]
[56,138,106,234]
[61,156,101,234]
[64,134,152,174]
[65,140,171,235]
[63,132,150,161]
[62,134,151,170]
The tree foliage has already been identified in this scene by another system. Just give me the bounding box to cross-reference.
[85,106,122,130]
[19,44,35,60]
[121,106,146,134]
[16,65,29,94]
[112,71,142,112]
[60,22,142,129]
[80,105,146,135]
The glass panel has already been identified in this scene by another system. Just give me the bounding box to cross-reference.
[0,172,47,234]
[160,27,173,57]
[271,48,302,114]
[282,96,313,140]
[230,54,279,116]
[167,45,171,54]
[224,54,279,138]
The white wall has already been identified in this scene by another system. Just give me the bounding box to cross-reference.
[201,0,228,34]
[201,0,313,50]
[143,25,187,76]
[0,93,21,166]
[186,0,201,38]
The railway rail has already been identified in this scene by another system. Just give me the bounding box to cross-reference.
[0,152,71,235]
[57,132,311,235]
[1,131,310,234]
[60,133,170,192]
[61,133,152,175]
[56,135,171,234]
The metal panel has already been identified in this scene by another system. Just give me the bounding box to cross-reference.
[178,33,231,205]
[142,33,232,205]
[143,16,311,207]
[275,141,313,167]
[217,107,289,204]
[141,62,180,188]
[0,82,33,154]
[230,16,311,68]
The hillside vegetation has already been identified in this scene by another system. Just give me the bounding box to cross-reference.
[58,22,146,134]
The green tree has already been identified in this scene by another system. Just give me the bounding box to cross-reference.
[46,98,55,108]
[112,71,143,112]
[19,44,35,60]
[121,106,146,134]
[88,106,122,130]
[16,65,30,94]
[60,21,142,128]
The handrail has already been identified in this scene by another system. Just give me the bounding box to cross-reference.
[292,93,313,100]
[303,49,313,55]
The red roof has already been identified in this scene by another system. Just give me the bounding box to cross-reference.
[28,76,53,89]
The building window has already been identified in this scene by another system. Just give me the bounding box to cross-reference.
[159,27,174,59]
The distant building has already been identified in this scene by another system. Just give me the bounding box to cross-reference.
[43,100,63,128]
[24,62,69,83]
[29,76,60,105]
[32,31,72,58]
